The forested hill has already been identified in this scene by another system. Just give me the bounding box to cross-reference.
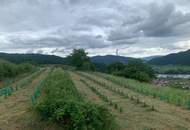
[148,49,190,65]
[91,55,135,64]
[0,53,66,64]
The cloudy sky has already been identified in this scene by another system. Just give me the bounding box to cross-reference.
[0,0,190,57]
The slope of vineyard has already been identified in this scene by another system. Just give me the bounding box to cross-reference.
[70,71,190,130]
[0,68,50,130]
[1,67,190,130]
[93,72,190,109]
[32,68,116,130]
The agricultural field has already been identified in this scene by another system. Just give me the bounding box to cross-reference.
[153,65,190,74]
[0,73,33,89]
[0,68,50,129]
[2,1,190,130]
[91,72,190,109]
[70,71,190,130]
[1,67,190,130]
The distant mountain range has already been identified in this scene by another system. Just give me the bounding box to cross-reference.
[142,55,162,61]
[0,53,66,64]
[91,49,190,66]
[1,49,190,66]
[90,55,136,64]
[148,49,190,65]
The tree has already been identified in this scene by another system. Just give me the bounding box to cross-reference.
[93,62,107,72]
[104,59,155,82]
[107,62,125,76]
[67,49,95,71]
[81,61,95,71]
[124,59,155,82]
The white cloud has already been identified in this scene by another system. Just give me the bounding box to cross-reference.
[174,40,190,49]
[0,0,190,57]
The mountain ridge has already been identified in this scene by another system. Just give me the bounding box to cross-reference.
[90,55,136,64]
[0,52,66,64]
[148,49,190,65]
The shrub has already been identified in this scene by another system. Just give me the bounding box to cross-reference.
[34,69,116,130]
[107,62,125,76]
[0,59,35,80]
[81,61,96,71]
[106,60,155,82]
[17,63,35,73]
[124,60,155,82]
[130,71,151,82]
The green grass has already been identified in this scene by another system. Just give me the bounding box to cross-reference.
[94,72,190,109]
[15,68,45,90]
[80,78,123,112]
[0,68,44,97]
[0,87,13,96]
[31,73,49,105]
[78,72,156,111]
[33,68,117,130]
[153,65,190,74]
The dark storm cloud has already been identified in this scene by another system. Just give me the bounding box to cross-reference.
[0,0,190,57]
[108,2,190,42]
[4,30,107,51]
[141,3,190,37]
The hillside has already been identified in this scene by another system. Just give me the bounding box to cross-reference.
[148,49,190,65]
[142,55,162,61]
[0,53,66,64]
[91,55,135,64]
[1,66,190,129]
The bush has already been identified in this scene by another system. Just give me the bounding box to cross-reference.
[106,60,155,82]
[81,61,96,71]
[37,99,114,130]
[93,62,107,72]
[107,62,125,76]
[130,71,150,82]
[124,60,155,82]
[0,59,35,80]
[17,63,35,73]
[34,69,116,130]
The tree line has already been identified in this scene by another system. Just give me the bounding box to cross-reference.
[67,49,155,82]
[0,49,155,82]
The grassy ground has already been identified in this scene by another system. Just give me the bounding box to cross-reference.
[1,68,190,130]
[0,73,31,89]
[70,71,190,130]
[70,72,127,130]
[0,68,63,130]
[94,72,190,109]
[153,65,190,74]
